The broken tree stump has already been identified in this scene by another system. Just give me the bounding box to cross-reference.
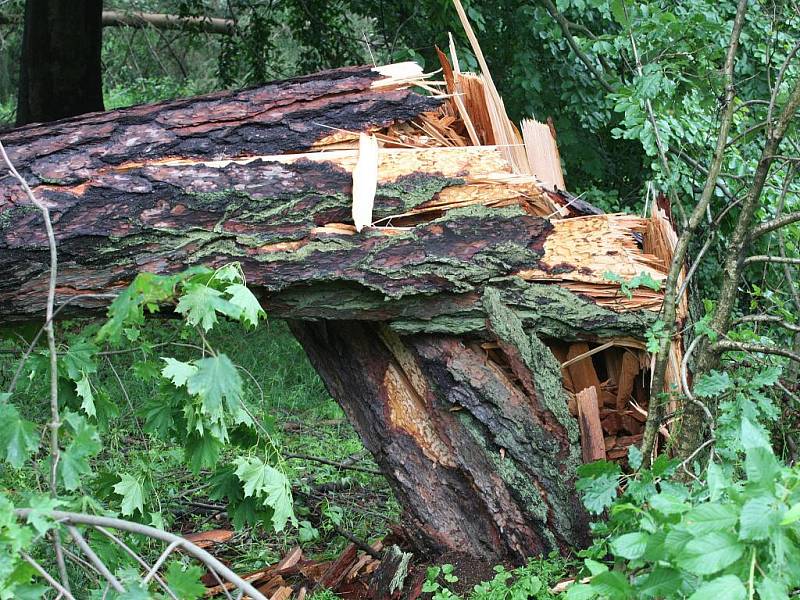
[0,62,680,563]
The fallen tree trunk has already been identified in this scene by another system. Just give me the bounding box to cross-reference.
[0,63,674,563]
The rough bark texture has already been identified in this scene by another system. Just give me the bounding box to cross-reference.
[290,310,589,562]
[0,66,659,562]
[16,0,104,126]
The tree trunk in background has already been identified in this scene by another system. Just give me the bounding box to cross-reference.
[16,0,103,126]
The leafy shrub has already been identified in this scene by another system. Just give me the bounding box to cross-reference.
[569,418,800,599]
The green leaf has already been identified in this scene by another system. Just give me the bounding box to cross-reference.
[565,583,597,600]
[25,495,62,535]
[184,433,223,474]
[676,531,744,575]
[113,474,145,516]
[649,492,690,515]
[584,559,608,577]
[61,340,98,380]
[781,503,800,525]
[609,0,629,27]
[165,562,206,600]
[693,371,731,398]
[739,496,776,541]
[745,447,778,488]
[186,354,244,420]
[589,571,633,600]
[627,445,643,470]
[750,366,782,389]
[60,413,102,490]
[576,471,620,514]
[75,371,96,418]
[176,284,241,331]
[635,567,680,597]
[663,527,693,557]
[161,358,197,388]
[233,457,295,532]
[610,531,649,560]
[740,418,770,450]
[688,575,746,600]
[684,503,738,535]
[707,462,728,502]
[756,576,789,600]
[226,283,265,327]
[0,404,40,469]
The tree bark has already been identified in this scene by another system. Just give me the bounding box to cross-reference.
[1,65,666,562]
[16,0,104,126]
[289,298,590,562]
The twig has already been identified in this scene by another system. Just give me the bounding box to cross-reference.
[93,526,179,600]
[20,552,77,600]
[15,510,266,600]
[0,139,71,593]
[712,340,800,364]
[733,315,800,333]
[743,255,800,265]
[67,525,126,593]
[537,0,614,93]
[284,453,382,475]
[6,292,116,394]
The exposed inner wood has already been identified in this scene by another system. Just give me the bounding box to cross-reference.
[576,387,606,463]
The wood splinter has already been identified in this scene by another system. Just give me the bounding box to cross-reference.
[576,386,606,463]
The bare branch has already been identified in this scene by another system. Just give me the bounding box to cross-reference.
[751,211,800,238]
[0,140,70,593]
[101,11,235,35]
[733,315,800,333]
[67,525,126,594]
[744,255,800,265]
[712,340,800,364]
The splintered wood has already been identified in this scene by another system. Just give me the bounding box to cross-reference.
[550,341,648,464]
[202,543,385,599]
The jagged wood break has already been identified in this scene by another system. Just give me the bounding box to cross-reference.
[0,62,673,562]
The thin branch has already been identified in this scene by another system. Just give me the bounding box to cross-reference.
[14,510,268,600]
[751,211,800,238]
[674,150,738,203]
[712,340,800,363]
[0,140,71,594]
[93,526,179,600]
[67,525,126,594]
[284,453,382,475]
[767,39,800,137]
[20,552,77,600]
[642,0,749,464]
[628,22,684,221]
[6,292,115,395]
[743,255,800,265]
[734,315,800,333]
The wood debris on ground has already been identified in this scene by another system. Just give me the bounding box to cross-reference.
[198,541,408,599]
